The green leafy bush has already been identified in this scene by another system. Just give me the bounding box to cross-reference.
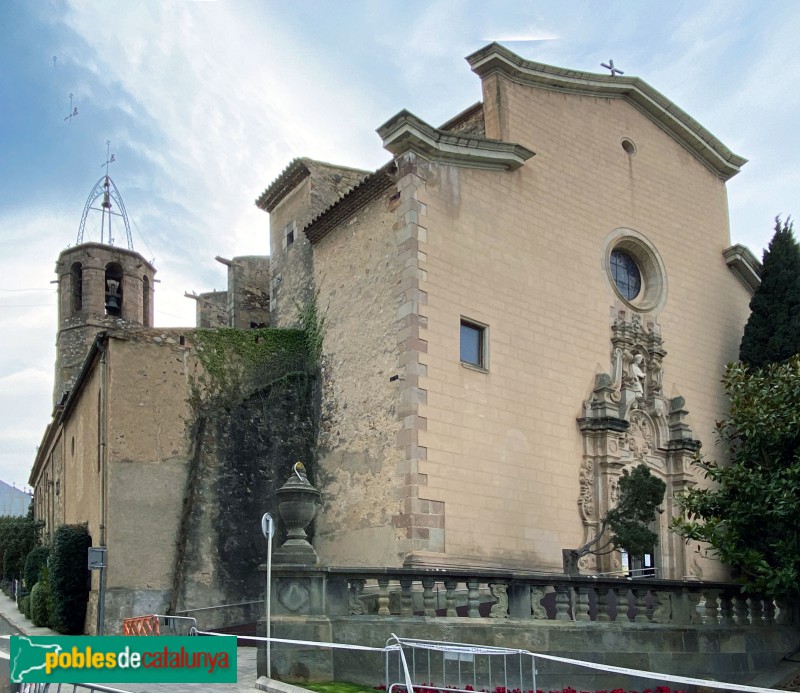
[18,595,30,619]
[50,524,91,634]
[30,566,53,628]
[24,546,49,590]
[0,507,42,581]
[673,357,800,598]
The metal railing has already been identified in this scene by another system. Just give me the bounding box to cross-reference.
[12,684,134,693]
[175,599,263,616]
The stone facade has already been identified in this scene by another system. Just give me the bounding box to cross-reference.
[260,44,759,580]
[188,255,270,328]
[192,290,228,328]
[33,240,303,635]
[256,158,369,328]
[30,327,315,634]
[216,255,271,328]
[54,243,156,405]
[29,43,765,637]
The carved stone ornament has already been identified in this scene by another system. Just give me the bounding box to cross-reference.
[623,410,654,461]
[575,310,701,579]
[531,586,547,619]
[278,580,310,612]
[348,579,367,615]
[489,583,509,619]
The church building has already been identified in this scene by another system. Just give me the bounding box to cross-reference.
[259,43,759,580]
[30,43,760,634]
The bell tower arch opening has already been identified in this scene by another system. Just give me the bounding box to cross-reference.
[70,262,83,314]
[104,262,123,317]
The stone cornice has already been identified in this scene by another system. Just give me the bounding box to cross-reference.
[466,43,746,181]
[377,109,534,171]
[56,243,156,274]
[723,244,762,294]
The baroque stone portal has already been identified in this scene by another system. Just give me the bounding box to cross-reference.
[576,311,700,578]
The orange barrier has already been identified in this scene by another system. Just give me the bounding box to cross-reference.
[121,615,160,635]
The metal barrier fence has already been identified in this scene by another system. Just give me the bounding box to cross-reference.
[120,614,197,636]
[193,629,787,693]
[13,684,134,693]
[381,634,786,693]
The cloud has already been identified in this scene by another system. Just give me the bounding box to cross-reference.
[481,34,559,43]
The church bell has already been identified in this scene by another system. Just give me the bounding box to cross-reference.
[105,279,121,314]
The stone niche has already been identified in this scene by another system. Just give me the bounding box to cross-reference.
[576,311,700,579]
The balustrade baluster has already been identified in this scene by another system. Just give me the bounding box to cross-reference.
[719,592,734,625]
[702,589,721,624]
[554,585,571,620]
[775,598,790,625]
[444,578,458,617]
[749,596,764,626]
[764,598,776,625]
[632,587,649,622]
[377,577,390,616]
[574,586,591,621]
[422,577,436,617]
[687,591,703,624]
[399,577,413,616]
[734,595,750,625]
[595,586,611,622]
[467,579,480,618]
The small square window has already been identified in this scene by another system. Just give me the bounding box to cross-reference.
[460,319,487,369]
[286,229,294,246]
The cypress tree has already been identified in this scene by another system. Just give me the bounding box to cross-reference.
[739,217,800,369]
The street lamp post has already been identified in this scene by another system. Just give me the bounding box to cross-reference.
[261,512,275,679]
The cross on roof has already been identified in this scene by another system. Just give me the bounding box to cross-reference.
[601,59,624,77]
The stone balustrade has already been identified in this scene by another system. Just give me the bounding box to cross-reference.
[265,564,797,627]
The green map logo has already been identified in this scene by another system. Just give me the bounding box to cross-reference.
[11,635,237,684]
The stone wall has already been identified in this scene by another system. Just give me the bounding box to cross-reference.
[194,290,228,328]
[259,567,800,687]
[319,617,798,689]
[226,255,270,328]
[33,326,318,634]
[310,188,408,566]
[265,160,368,328]
[390,75,752,575]
[175,372,316,620]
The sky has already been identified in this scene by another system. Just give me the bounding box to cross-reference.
[1,0,799,491]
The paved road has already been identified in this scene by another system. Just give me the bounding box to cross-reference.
[0,613,16,693]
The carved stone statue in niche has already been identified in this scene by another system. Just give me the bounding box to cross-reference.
[629,353,646,397]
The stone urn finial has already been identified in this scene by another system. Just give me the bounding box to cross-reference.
[273,462,321,565]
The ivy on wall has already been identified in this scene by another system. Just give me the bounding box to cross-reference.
[190,327,311,412]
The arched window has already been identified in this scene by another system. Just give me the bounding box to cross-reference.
[142,276,151,326]
[105,262,123,317]
[70,262,83,313]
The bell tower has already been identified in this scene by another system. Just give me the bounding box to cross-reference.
[53,149,156,405]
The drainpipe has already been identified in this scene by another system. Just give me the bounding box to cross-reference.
[97,337,108,636]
